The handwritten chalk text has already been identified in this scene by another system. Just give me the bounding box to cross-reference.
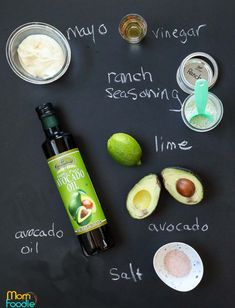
[21,242,39,255]
[152,24,207,44]
[15,222,64,255]
[15,222,63,239]
[108,66,153,84]
[148,217,208,233]
[155,135,192,152]
[110,263,143,283]
[66,23,108,43]
[105,66,183,112]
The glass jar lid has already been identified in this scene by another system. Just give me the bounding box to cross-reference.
[176,52,218,94]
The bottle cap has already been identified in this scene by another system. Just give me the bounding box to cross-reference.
[35,103,59,129]
[176,52,218,94]
[35,102,55,119]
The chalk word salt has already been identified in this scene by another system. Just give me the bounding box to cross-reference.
[155,135,192,152]
[148,217,208,233]
[66,24,108,43]
[152,24,207,44]
[110,263,143,283]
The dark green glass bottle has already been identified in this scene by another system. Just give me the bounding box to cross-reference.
[36,103,113,256]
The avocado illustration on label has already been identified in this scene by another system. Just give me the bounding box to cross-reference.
[77,206,92,226]
[81,195,97,213]
[68,191,82,219]
[68,189,96,222]
[68,189,87,219]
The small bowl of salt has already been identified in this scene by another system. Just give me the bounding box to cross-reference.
[153,242,204,292]
[181,92,223,132]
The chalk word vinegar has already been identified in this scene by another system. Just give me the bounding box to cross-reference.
[152,24,207,44]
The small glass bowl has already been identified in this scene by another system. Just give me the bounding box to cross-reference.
[176,52,218,94]
[181,92,224,132]
[118,13,147,44]
[6,22,71,84]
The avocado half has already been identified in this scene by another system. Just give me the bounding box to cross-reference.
[161,167,203,205]
[126,174,161,219]
[77,206,92,226]
[81,195,96,213]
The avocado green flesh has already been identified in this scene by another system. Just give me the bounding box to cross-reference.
[133,190,151,210]
[161,167,203,205]
[127,174,161,219]
[77,206,92,226]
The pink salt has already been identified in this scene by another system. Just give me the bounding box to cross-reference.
[164,249,192,277]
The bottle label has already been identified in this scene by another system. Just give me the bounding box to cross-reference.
[48,148,107,235]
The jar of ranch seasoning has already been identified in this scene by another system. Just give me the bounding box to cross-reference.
[177,52,223,132]
[176,52,219,94]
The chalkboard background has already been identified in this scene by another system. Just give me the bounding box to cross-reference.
[0,0,235,307]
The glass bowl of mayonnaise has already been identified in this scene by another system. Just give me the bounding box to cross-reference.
[6,22,71,84]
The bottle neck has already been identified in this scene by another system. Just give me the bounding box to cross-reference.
[41,115,62,137]
[44,125,62,137]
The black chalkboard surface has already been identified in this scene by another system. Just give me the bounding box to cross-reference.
[0,0,235,307]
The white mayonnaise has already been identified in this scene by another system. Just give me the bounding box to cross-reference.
[17,34,65,79]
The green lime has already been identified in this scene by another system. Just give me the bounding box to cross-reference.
[107,133,142,166]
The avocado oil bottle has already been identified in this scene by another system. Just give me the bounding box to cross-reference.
[36,103,113,256]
